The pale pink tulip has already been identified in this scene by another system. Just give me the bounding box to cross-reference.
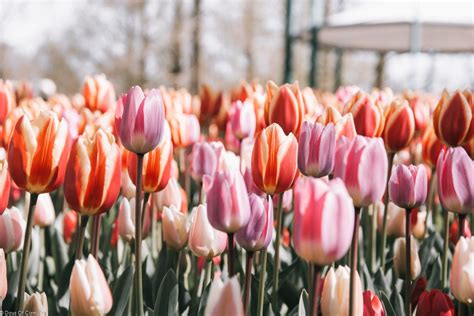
[117,197,151,242]
[23,292,48,314]
[228,99,256,139]
[32,193,56,227]
[163,205,189,250]
[0,249,6,305]
[204,276,244,316]
[450,237,474,306]
[0,206,26,253]
[393,237,421,280]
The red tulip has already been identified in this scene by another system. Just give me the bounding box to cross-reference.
[416,289,454,316]
[411,277,427,310]
[82,74,115,113]
[421,124,446,168]
[404,91,430,133]
[0,148,11,214]
[344,91,385,137]
[382,99,415,152]
[199,85,227,123]
[63,210,78,244]
[363,291,385,316]
[450,219,472,245]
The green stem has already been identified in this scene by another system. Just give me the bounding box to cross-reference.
[380,153,394,272]
[257,249,268,316]
[90,214,102,258]
[369,204,377,273]
[75,215,89,259]
[227,233,235,277]
[134,154,144,316]
[37,228,45,291]
[272,193,284,311]
[243,252,254,315]
[442,209,449,288]
[349,207,361,316]
[203,260,212,293]
[405,208,412,316]
[309,264,322,316]
[424,169,436,236]
[151,194,157,259]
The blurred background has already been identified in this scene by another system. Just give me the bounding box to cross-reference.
[0,0,473,95]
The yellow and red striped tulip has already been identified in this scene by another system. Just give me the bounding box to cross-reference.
[344,91,385,137]
[64,129,121,216]
[83,74,116,113]
[382,98,416,152]
[8,110,70,193]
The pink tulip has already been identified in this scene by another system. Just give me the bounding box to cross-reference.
[228,99,256,139]
[335,135,388,207]
[23,292,48,314]
[188,205,227,259]
[205,276,244,316]
[297,121,336,177]
[115,86,166,154]
[190,141,224,182]
[32,193,56,227]
[437,147,474,214]
[450,237,474,305]
[204,170,251,233]
[236,194,273,252]
[293,177,354,265]
[169,113,201,148]
[0,206,26,253]
[70,255,113,315]
[224,122,241,154]
[0,249,6,305]
[117,197,151,242]
[151,178,185,212]
[389,164,428,209]
[0,148,11,215]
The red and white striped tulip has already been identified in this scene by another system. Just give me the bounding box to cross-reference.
[169,113,201,148]
[344,91,385,138]
[83,74,116,113]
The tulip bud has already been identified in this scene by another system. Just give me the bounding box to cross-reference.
[115,86,166,154]
[204,170,250,233]
[188,205,227,259]
[64,129,121,216]
[8,110,70,193]
[205,276,244,316]
[23,292,48,314]
[190,141,225,182]
[0,148,11,214]
[236,194,273,252]
[70,255,113,316]
[321,266,363,316]
[293,177,354,265]
[224,121,241,153]
[344,91,385,137]
[416,289,455,316]
[117,197,151,243]
[382,98,415,152]
[411,277,427,309]
[297,121,336,177]
[316,106,341,125]
[334,113,357,140]
[83,74,116,113]
[403,91,430,133]
[228,99,256,139]
[0,249,6,305]
[31,193,56,227]
[437,147,474,214]
[0,80,15,125]
[363,291,385,316]
[393,237,421,280]
[0,206,26,253]
[63,210,78,244]
[151,178,186,213]
[450,219,471,245]
[376,202,426,239]
[421,124,446,168]
[450,237,474,306]
[199,85,226,123]
[169,113,201,148]
[163,205,189,250]
[389,164,428,209]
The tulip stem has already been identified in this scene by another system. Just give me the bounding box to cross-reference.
[308,264,321,316]
[90,214,102,258]
[458,214,466,240]
[75,215,89,260]
[203,259,212,291]
[243,252,254,315]
[405,208,412,316]
[227,233,235,277]
[272,193,284,311]
[37,228,45,291]
[369,205,377,273]
[349,207,361,316]
[442,208,449,288]
[380,153,394,272]
[257,249,268,316]
[424,169,436,236]
[15,192,38,311]
[134,153,144,316]
[151,196,158,259]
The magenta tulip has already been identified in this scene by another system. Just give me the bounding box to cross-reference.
[190,141,224,182]
[293,177,354,265]
[297,121,336,177]
[389,164,428,209]
[236,194,273,252]
[115,86,166,154]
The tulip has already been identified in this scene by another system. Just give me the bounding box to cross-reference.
[228,99,256,139]
[205,276,244,316]
[433,89,472,147]
[190,141,224,182]
[29,193,55,228]
[416,289,454,316]
[188,205,227,259]
[169,113,201,148]
[389,164,427,209]
[334,113,357,140]
[64,129,121,216]
[63,210,78,244]
[363,291,385,316]
[393,237,421,280]
[343,91,385,137]
[0,249,6,305]
[316,105,341,125]
[321,266,363,316]
[23,292,48,314]
[273,189,293,213]
[162,205,189,250]
[297,121,336,178]
[8,110,70,193]
[0,206,26,253]
[421,124,446,168]
[251,123,298,195]
[151,178,186,213]
[411,277,427,310]
[403,91,430,133]
[120,148,136,199]
[0,80,15,124]
[293,177,354,265]
[70,255,113,316]
[199,84,226,122]
[376,202,426,239]
[450,219,471,245]
[117,197,151,243]
[264,81,304,135]
[83,74,115,113]
[115,86,166,154]
[382,98,415,152]
[0,149,11,214]
[451,237,474,306]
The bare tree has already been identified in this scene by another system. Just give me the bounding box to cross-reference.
[191,0,201,93]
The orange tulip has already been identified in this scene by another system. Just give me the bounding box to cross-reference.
[8,110,70,193]
[421,124,446,168]
[64,129,121,216]
[316,106,341,125]
[251,123,298,195]
[382,98,415,152]
[0,80,15,124]
[344,91,384,137]
[264,81,305,136]
[199,85,228,123]
[169,114,200,148]
[404,91,430,133]
[82,74,116,113]
[433,89,473,147]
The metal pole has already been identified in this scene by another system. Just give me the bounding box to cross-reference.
[283,0,293,83]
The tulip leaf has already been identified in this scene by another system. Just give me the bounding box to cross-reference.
[154,268,179,316]
[298,289,308,316]
[109,265,134,316]
[374,268,391,295]
[427,257,442,290]
[56,257,75,299]
[390,287,405,316]
[197,282,211,316]
[153,246,168,298]
[361,261,375,291]
[380,291,397,316]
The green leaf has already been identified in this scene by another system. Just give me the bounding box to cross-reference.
[57,258,75,299]
[427,257,442,290]
[197,282,212,316]
[154,269,179,316]
[109,265,134,316]
[374,268,390,295]
[390,287,405,316]
[298,289,308,316]
[380,291,397,316]
[153,247,168,298]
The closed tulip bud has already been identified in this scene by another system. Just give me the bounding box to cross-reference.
[404,91,430,133]
[224,121,241,154]
[0,206,26,253]
[83,74,115,113]
[0,149,11,214]
[382,99,415,152]
[190,141,225,182]
[63,210,78,244]
[344,91,385,137]
[363,291,385,316]
[188,205,227,259]
[115,86,166,154]
[33,193,56,227]
[204,170,250,233]
[163,205,189,250]
[317,106,342,125]
[334,113,357,140]
[450,237,474,306]
[264,81,304,136]
[437,147,474,214]
[421,124,446,168]
[236,194,273,252]
[199,85,226,122]
[433,89,473,146]
[169,113,201,148]
[416,289,454,316]
[321,266,363,316]
[393,237,421,280]
[8,110,70,193]
[205,276,244,316]
[376,202,426,239]
[229,99,256,139]
[64,129,121,216]
[389,164,427,209]
[70,255,113,316]
[0,249,6,305]
[298,121,336,177]
[336,135,388,207]
[293,177,354,265]
[0,80,15,124]
[251,123,298,195]
[151,178,185,213]
[450,219,471,245]
[23,292,48,315]
[117,197,151,243]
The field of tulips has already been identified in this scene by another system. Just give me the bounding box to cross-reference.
[0,77,473,316]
